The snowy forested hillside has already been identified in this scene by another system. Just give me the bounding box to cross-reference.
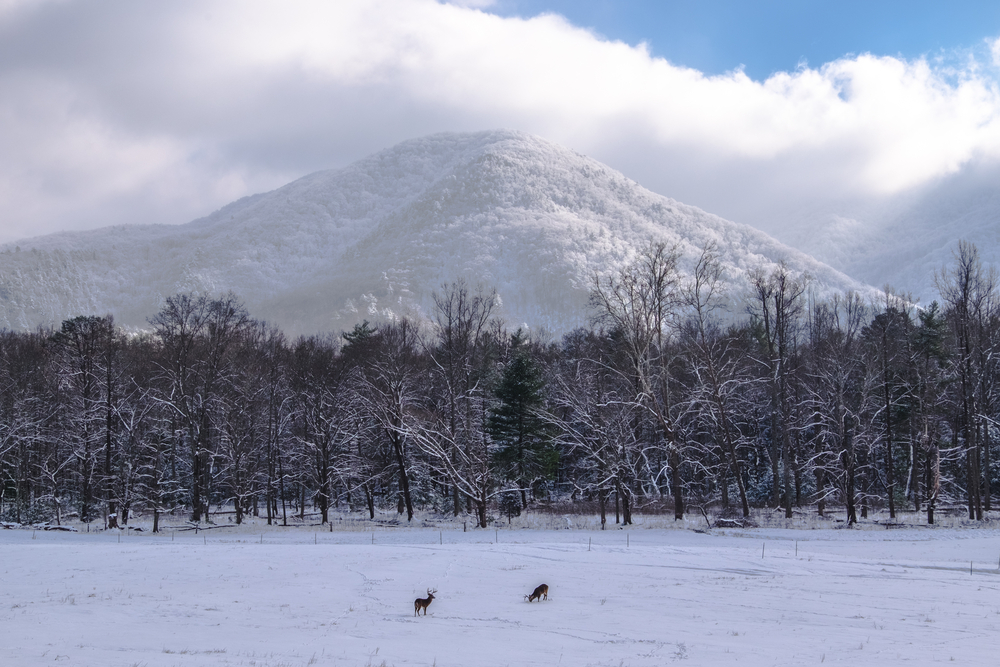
[759,159,1000,305]
[0,130,874,334]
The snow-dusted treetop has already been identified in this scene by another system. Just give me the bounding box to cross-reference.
[0,130,874,335]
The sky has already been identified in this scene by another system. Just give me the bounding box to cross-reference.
[493,1,1000,80]
[2,0,1000,246]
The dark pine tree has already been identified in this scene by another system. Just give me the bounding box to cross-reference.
[488,334,556,509]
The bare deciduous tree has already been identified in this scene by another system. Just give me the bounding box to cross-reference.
[591,242,685,520]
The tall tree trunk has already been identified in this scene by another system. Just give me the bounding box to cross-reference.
[318,442,330,524]
[478,487,488,528]
[614,484,620,524]
[391,435,414,521]
[721,469,730,509]
[364,483,375,520]
[191,431,202,523]
[925,428,939,525]
[860,462,868,519]
[670,448,684,520]
[908,427,921,511]
[782,428,793,519]
[844,421,857,526]
[984,419,992,512]
[104,349,116,535]
[299,483,306,520]
[621,481,632,526]
[278,446,288,527]
[769,409,782,508]
[815,468,825,517]
[885,382,896,519]
[793,447,802,508]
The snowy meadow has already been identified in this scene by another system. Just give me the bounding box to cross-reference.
[4,514,1000,667]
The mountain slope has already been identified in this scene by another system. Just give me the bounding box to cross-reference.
[0,130,876,335]
[769,160,1000,304]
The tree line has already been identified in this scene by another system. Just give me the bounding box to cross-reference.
[1,240,997,530]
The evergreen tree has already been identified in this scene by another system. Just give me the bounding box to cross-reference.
[489,333,555,508]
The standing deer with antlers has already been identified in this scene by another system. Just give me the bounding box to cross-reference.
[414,589,436,616]
[525,584,548,602]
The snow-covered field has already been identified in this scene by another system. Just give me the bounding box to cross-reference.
[4,516,1000,667]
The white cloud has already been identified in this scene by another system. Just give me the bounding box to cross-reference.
[0,0,63,17]
[442,0,496,7]
[1,0,1000,244]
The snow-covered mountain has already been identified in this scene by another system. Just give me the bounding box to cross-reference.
[766,160,1000,304]
[0,130,877,335]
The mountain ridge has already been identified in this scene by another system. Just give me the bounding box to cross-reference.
[0,130,877,334]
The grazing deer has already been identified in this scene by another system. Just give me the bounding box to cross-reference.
[414,589,436,616]
[525,584,548,602]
